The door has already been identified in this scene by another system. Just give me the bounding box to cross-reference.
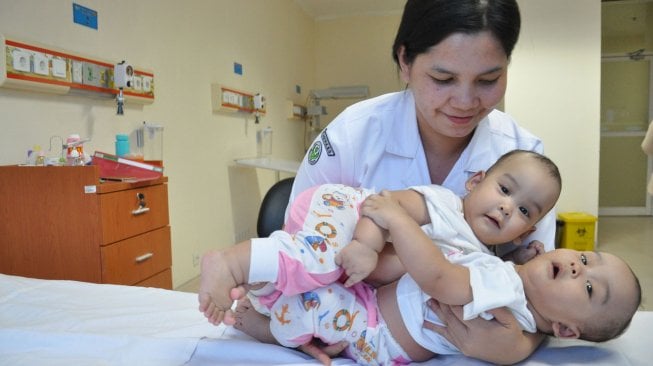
[599,54,653,216]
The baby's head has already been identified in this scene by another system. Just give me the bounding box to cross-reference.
[518,248,641,342]
[463,150,562,245]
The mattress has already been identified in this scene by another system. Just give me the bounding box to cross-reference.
[0,273,650,365]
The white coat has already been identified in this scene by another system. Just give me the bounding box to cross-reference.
[291,90,556,251]
[643,120,653,195]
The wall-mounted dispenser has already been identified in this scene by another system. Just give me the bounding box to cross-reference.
[114,61,133,115]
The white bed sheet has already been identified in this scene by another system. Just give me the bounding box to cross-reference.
[0,273,650,365]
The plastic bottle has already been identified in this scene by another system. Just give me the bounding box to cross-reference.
[69,149,84,166]
[256,126,273,158]
[66,134,84,166]
[26,149,34,165]
[35,150,46,166]
[115,134,130,157]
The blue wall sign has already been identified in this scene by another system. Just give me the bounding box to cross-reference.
[73,3,98,30]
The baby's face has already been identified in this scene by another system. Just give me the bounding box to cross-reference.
[463,154,559,244]
[518,249,638,336]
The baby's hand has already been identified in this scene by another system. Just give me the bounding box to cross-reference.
[360,190,407,229]
[335,239,378,287]
[510,241,545,264]
[298,339,348,366]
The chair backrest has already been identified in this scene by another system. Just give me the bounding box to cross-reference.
[256,177,295,237]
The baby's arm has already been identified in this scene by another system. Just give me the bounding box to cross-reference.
[362,190,473,305]
[336,216,385,287]
[364,244,405,287]
[336,188,432,287]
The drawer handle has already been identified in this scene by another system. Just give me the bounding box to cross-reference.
[132,192,149,215]
[135,252,154,263]
[132,206,151,215]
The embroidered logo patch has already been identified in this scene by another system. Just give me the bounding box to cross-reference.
[321,129,335,157]
[308,141,322,165]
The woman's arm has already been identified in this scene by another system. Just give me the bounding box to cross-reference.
[642,119,653,155]
[424,299,545,364]
[361,190,472,305]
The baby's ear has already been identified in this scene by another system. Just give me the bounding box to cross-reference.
[552,322,580,339]
[465,171,486,191]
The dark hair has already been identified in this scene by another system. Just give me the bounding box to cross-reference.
[581,266,641,342]
[392,0,521,67]
[488,150,562,194]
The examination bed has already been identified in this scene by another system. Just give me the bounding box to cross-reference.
[0,273,650,365]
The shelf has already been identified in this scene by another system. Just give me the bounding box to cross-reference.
[211,84,265,114]
[1,34,155,104]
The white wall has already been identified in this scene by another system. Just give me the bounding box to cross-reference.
[313,13,404,117]
[0,0,314,287]
[507,0,601,215]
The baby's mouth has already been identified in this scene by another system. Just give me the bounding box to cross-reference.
[552,264,560,279]
[485,214,500,228]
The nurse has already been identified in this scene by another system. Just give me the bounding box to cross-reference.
[286,0,552,363]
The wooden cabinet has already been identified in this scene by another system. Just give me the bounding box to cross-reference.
[0,165,172,289]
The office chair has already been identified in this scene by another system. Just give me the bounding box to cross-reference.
[256,177,295,237]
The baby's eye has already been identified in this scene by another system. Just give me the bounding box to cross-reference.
[586,281,593,297]
[500,185,509,194]
[580,254,588,265]
[519,207,529,217]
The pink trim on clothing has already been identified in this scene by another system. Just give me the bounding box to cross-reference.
[258,289,282,309]
[350,282,379,328]
[391,356,412,365]
[285,185,319,234]
[275,252,343,296]
[287,334,314,348]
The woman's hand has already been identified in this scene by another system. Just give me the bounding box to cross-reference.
[423,299,544,365]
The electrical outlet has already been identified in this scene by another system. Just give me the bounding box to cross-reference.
[192,252,200,267]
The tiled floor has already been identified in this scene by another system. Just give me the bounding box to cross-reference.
[177,215,653,311]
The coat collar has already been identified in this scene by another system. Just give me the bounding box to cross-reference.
[384,88,494,175]
[460,119,494,174]
[386,90,421,159]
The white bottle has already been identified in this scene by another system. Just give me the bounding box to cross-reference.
[256,126,273,158]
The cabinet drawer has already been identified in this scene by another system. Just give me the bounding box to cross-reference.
[134,268,173,289]
[101,226,171,285]
[99,183,169,244]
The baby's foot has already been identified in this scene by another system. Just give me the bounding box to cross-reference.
[233,297,277,344]
[198,249,239,326]
[230,284,249,302]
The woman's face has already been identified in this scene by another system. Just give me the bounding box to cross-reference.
[400,31,509,139]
